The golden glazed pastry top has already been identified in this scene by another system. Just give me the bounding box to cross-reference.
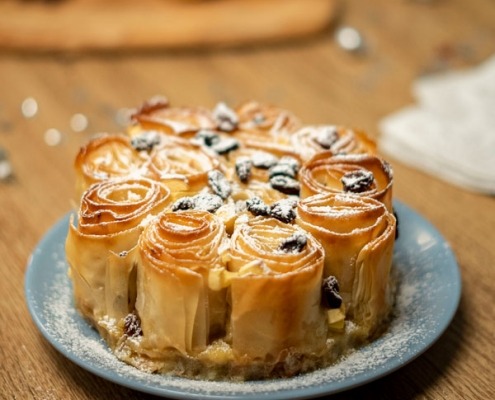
[66,96,397,381]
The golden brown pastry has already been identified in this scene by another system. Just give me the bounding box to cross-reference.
[74,133,151,200]
[66,177,172,323]
[299,152,394,211]
[296,193,396,335]
[130,96,216,137]
[290,125,377,162]
[67,96,398,381]
[146,134,220,198]
[136,210,228,355]
[227,215,327,360]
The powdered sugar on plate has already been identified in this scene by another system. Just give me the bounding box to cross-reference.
[25,201,461,399]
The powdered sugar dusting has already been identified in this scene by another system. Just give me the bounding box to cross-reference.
[29,203,460,398]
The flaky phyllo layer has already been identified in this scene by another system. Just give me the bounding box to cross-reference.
[66,97,397,380]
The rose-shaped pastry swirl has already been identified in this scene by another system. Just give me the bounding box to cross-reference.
[232,101,301,156]
[66,177,172,323]
[148,136,219,198]
[131,98,216,138]
[299,153,394,211]
[290,125,377,162]
[237,100,300,136]
[136,211,228,355]
[227,216,326,360]
[74,133,150,201]
[296,193,396,333]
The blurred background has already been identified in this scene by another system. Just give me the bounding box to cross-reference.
[1,0,494,399]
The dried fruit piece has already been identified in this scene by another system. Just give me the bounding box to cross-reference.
[123,313,143,337]
[269,198,297,223]
[195,130,220,147]
[321,276,343,309]
[270,175,300,195]
[130,131,161,151]
[278,156,300,174]
[278,233,307,253]
[246,196,270,216]
[251,151,278,169]
[208,170,232,200]
[341,170,374,193]
[211,137,240,155]
[172,193,223,213]
[193,193,224,213]
[172,196,195,211]
[213,102,239,132]
[315,127,338,149]
[235,157,253,183]
[269,163,297,179]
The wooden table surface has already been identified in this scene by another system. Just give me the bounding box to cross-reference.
[1,0,494,399]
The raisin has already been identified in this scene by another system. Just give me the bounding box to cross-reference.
[278,233,307,253]
[207,170,232,200]
[211,137,240,155]
[270,199,297,223]
[321,276,343,309]
[270,175,300,195]
[341,170,374,193]
[172,196,195,211]
[213,102,239,132]
[269,163,297,179]
[246,196,270,216]
[278,156,300,174]
[124,313,143,337]
[251,151,278,169]
[315,127,338,149]
[192,193,224,213]
[195,130,220,147]
[235,157,252,183]
[130,131,161,151]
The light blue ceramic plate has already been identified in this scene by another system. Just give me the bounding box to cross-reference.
[25,200,461,400]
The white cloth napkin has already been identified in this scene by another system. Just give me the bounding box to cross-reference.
[378,54,495,195]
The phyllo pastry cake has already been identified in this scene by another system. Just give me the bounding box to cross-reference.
[66,96,398,381]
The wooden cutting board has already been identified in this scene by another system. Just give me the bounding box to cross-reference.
[0,0,340,52]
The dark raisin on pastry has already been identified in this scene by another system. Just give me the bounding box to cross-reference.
[251,151,278,169]
[207,170,232,200]
[172,193,223,213]
[278,233,308,253]
[130,131,161,151]
[270,175,300,195]
[213,102,239,132]
[235,157,253,183]
[211,137,240,155]
[269,199,297,223]
[124,313,143,337]
[321,276,343,309]
[269,163,297,179]
[246,196,270,217]
[341,170,374,193]
[278,156,300,174]
[172,197,195,211]
[315,127,338,150]
[192,193,224,213]
[194,130,220,147]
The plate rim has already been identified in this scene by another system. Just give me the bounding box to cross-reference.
[24,200,461,400]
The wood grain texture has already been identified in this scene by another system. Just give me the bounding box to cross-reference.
[1,0,495,398]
